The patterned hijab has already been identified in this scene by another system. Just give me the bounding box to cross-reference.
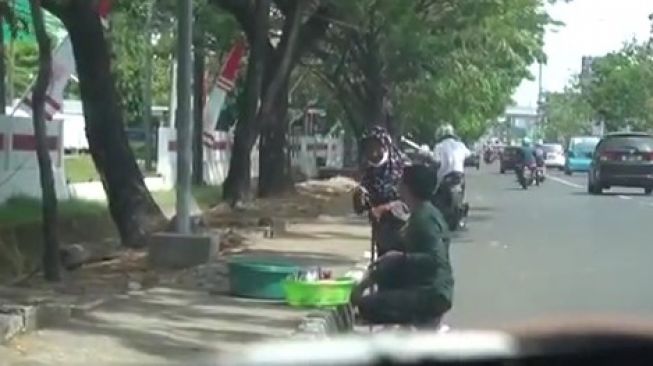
[360,126,405,206]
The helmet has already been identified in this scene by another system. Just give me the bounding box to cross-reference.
[522,137,533,147]
[437,123,455,138]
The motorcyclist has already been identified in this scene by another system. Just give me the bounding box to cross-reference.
[420,124,470,230]
[534,139,546,169]
[431,124,471,183]
[515,137,539,184]
[351,164,453,327]
[517,137,537,167]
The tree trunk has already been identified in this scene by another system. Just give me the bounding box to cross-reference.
[222,0,269,205]
[258,81,291,197]
[44,0,165,247]
[192,33,205,186]
[29,0,60,282]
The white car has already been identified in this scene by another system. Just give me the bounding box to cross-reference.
[540,143,566,170]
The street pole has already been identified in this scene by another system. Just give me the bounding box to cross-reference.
[142,0,156,171]
[0,18,6,114]
[175,0,193,234]
[536,62,543,140]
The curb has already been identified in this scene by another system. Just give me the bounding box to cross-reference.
[293,304,355,339]
[0,297,107,344]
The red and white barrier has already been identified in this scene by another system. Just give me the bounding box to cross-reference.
[290,135,344,178]
[156,127,344,186]
[0,116,69,203]
[157,127,260,187]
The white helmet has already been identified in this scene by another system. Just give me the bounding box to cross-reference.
[437,123,455,138]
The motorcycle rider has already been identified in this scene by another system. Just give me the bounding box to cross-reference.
[431,124,471,184]
[419,124,470,230]
[516,137,538,183]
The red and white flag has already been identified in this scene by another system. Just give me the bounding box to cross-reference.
[15,0,112,120]
[202,39,246,148]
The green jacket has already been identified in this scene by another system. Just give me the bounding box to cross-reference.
[372,201,454,308]
[402,201,454,306]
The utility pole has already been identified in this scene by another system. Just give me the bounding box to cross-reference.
[0,17,6,114]
[536,62,543,139]
[142,0,156,171]
[175,0,193,234]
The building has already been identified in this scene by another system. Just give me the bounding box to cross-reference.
[580,56,603,87]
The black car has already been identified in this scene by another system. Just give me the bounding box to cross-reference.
[499,146,521,174]
[588,132,653,195]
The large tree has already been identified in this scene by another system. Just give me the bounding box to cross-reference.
[542,86,593,142]
[211,0,331,202]
[42,0,165,248]
[584,43,653,132]
[315,0,554,143]
[29,0,60,281]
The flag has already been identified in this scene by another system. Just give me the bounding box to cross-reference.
[14,0,112,120]
[202,40,246,147]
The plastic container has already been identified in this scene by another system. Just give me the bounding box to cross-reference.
[227,256,300,300]
[282,277,355,307]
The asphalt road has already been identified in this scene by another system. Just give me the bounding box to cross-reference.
[448,163,653,328]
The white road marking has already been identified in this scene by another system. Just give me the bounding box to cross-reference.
[547,175,584,189]
[618,195,633,200]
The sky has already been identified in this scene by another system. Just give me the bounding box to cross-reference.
[513,0,653,107]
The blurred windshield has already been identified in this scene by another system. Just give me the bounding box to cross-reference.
[4,0,653,363]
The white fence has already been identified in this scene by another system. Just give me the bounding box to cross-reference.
[0,116,69,203]
[157,127,260,187]
[156,127,344,186]
[290,135,344,178]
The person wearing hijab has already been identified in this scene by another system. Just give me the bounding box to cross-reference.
[353,126,408,256]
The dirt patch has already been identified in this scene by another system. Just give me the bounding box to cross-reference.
[0,215,117,281]
[2,177,362,297]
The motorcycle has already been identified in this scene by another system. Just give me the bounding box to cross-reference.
[400,136,469,231]
[483,149,496,164]
[516,162,537,189]
[534,165,545,186]
[432,171,468,231]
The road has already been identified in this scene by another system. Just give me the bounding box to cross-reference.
[449,163,653,328]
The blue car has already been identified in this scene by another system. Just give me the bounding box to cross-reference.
[564,136,600,175]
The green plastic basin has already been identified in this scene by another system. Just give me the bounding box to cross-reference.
[282,278,355,308]
[227,256,300,300]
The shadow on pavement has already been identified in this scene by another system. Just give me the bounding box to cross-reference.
[46,287,307,362]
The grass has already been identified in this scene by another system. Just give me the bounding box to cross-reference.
[151,185,223,212]
[0,196,108,228]
[0,184,222,229]
[64,154,100,183]
[65,153,161,184]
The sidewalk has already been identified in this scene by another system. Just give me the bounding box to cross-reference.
[0,195,369,364]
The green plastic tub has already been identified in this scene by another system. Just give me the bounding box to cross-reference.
[282,278,355,307]
[227,256,300,300]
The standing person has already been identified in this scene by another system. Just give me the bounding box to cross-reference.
[351,164,454,327]
[353,126,408,257]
